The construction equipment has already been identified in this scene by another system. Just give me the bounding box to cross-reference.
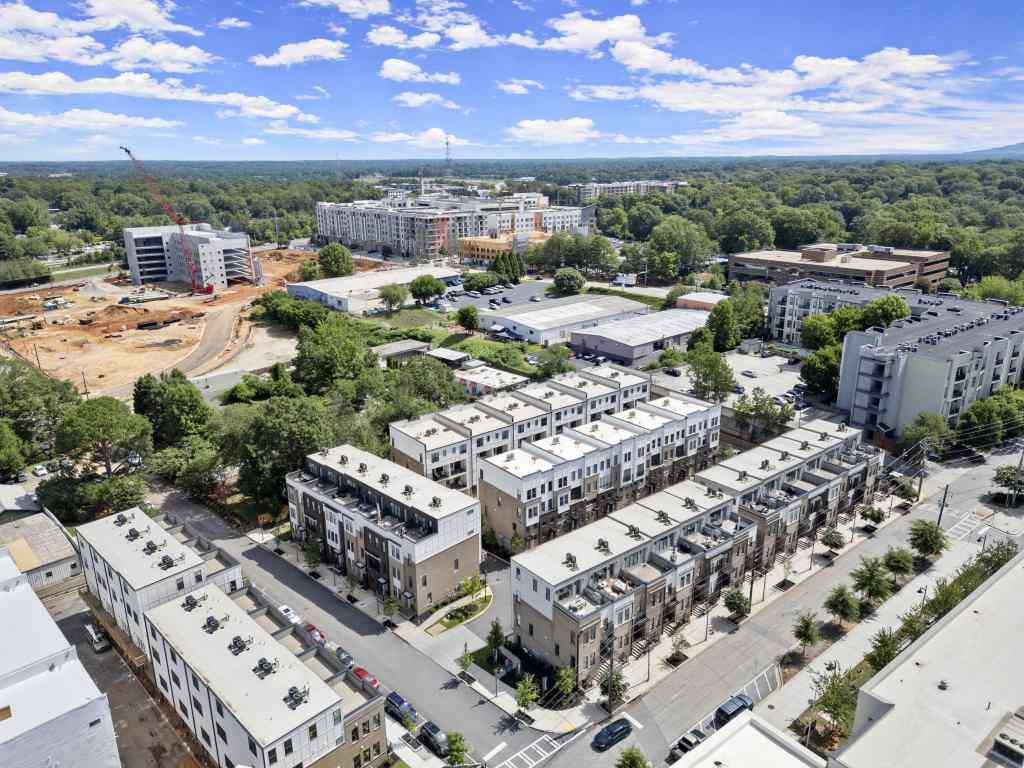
[119,145,211,294]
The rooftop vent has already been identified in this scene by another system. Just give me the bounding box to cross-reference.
[203,615,221,634]
[339,454,348,466]
[114,513,129,527]
[379,472,389,486]
[403,484,414,498]
[430,496,442,508]
[596,537,611,554]
[182,593,207,612]
[229,635,253,656]
[357,462,368,474]
[143,539,159,555]
[801,440,810,450]
[655,510,672,525]
[563,553,578,570]
[760,459,771,470]
[126,527,141,542]
[780,451,790,461]
[158,554,176,570]
[685,497,697,509]
[253,657,278,679]
[738,470,748,481]
[285,685,310,710]
[819,431,830,441]
[627,524,642,540]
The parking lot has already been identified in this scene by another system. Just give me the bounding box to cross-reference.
[444,279,549,312]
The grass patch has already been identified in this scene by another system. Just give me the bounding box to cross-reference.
[430,593,492,632]
[52,263,119,279]
[469,645,500,676]
[789,658,875,753]
[449,336,539,375]
[584,286,666,310]
[379,307,452,330]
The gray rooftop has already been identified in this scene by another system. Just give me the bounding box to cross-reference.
[370,339,430,358]
[481,294,647,332]
[570,309,710,346]
[0,513,75,572]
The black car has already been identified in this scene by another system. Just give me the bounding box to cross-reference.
[502,296,513,303]
[665,367,682,377]
[385,691,418,723]
[714,694,754,728]
[592,718,632,751]
[419,721,449,757]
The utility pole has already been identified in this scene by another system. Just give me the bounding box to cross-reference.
[80,370,89,396]
[33,344,41,369]
[605,633,616,714]
[936,484,950,528]
[1010,447,1024,508]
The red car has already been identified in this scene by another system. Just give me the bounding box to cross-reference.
[303,623,325,646]
[351,666,380,690]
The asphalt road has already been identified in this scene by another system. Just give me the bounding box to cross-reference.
[151,489,541,764]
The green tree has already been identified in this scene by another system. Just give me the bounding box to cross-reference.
[294,316,376,394]
[820,527,846,551]
[800,343,842,401]
[486,619,505,661]
[883,547,915,579]
[686,326,712,351]
[831,305,865,338]
[150,435,226,501]
[56,397,152,477]
[723,587,750,619]
[462,271,501,292]
[732,387,794,440]
[793,611,821,659]
[409,274,447,304]
[303,537,322,570]
[601,670,627,708]
[824,584,860,626]
[923,576,963,621]
[646,249,679,282]
[771,205,823,250]
[0,358,80,461]
[395,357,465,408]
[811,665,858,738]
[898,412,950,456]
[956,398,1004,449]
[800,314,837,350]
[377,283,408,313]
[908,519,948,559]
[865,627,902,671]
[536,346,573,378]
[582,235,618,275]
[615,746,649,768]
[647,216,714,272]
[456,304,480,332]
[555,666,576,697]
[898,605,929,643]
[319,242,354,277]
[686,346,736,403]
[553,266,585,295]
[860,295,911,329]
[717,210,774,253]
[706,300,740,351]
[445,732,469,767]
[994,464,1024,500]
[627,202,663,240]
[0,420,24,477]
[515,673,540,710]
[457,642,474,675]
[79,475,146,518]
[299,260,321,281]
[851,556,891,604]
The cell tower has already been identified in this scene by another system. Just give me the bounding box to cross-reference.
[445,134,452,168]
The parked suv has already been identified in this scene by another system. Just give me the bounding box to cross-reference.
[714,693,754,728]
[592,718,631,751]
[419,721,449,757]
[385,691,418,723]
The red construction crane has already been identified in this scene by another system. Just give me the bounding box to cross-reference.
[120,145,208,293]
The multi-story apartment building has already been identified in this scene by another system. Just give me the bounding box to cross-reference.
[0,547,120,768]
[145,584,387,768]
[768,280,892,345]
[837,297,1024,441]
[477,394,721,550]
[389,367,654,495]
[285,446,481,619]
[123,223,257,289]
[566,180,681,204]
[77,508,243,661]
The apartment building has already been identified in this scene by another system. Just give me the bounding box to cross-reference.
[837,296,1024,441]
[77,509,243,660]
[458,231,549,266]
[729,244,941,289]
[454,364,529,396]
[0,547,120,768]
[285,446,481,619]
[123,223,257,289]
[478,394,721,551]
[565,180,681,204]
[145,584,387,768]
[389,367,654,495]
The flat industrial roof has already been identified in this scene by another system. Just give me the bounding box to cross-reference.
[289,266,459,297]
[514,516,647,586]
[732,249,912,273]
[312,445,477,520]
[454,365,529,388]
[676,712,824,768]
[483,448,555,479]
[0,513,75,572]
[809,242,946,260]
[391,415,466,450]
[482,294,646,332]
[676,291,730,306]
[146,585,341,748]
[425,347,470,363]
[76,508,204,590]
[571,309,709,347]
[835,551,1024,768]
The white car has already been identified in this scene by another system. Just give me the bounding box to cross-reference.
[530,295,542,302]
[278,605,301,625]
[32,464,48,478]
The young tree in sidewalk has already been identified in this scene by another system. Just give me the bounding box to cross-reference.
[445,732,469,767]
[865,627,902,671]
[615,746,650,768]
[883,547,915,580]
[601,670,627,708]
[486,619,505,663]
[554,666,576,697]
[724,587,751,620]
[456,642,473,675]
[850,556,892,605]
[823,583,860,627]
[908,519,949,560]
[793,611,821,659]
[303,537,322,570]
[515,673,540,710]
[811,664,858,738]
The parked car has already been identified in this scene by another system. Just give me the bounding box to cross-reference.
[277,605,301,625]
[667,729,708,763]
[419,721,449,757]
[594,356,607,365]
[350,666,380,691]
[32,464,48,478]
[303,623,325,646]
[714,694,754,729]
[792,382,807,393]
[502,296,513,304]
[593,719,632,751]
[966,451,986,465]
[794,400,809,411]
[502,282,514,289]
[84,622,111,653]
[332,645,355,671]
[525,353,539,365]
[731,384,745,394]
[385,691,418,723]
[665,367,682,377]
[466,290,481,298]
[16,469,27,483]
[741,370,758,378]
[530,295,542,302]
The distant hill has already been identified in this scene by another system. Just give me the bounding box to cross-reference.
[961,142,1024,159]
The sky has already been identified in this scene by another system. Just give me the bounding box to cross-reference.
[0,0,1022,161]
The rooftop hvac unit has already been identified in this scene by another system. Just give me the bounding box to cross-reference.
[203,615,221,633]
[597,537,610,553]
[339,454,348,465]
[358,462,368,474]
[229,635,252,656]
[126,527,140,541]
[760,459,771,470]
[656,510,672,524]
[143,540,159,555]
[627,525,642,539]
[158,554,175,570]
[403,484,414,498]
[430,496,442,508]
[286,685,310,710]
[563,553,578,569]
[182,594,200,612]
[253,657,278,679]
[114,513,128,527]
[379,473,389,486]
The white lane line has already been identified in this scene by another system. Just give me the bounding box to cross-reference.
[623,713,645,730]
[483,742,508,762]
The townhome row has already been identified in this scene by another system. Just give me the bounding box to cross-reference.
[286,445,481,621]
[510,419,880,684]
[388,366,657,495]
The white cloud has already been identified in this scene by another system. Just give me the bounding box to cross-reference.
[242,137,265,145]
[328,23,347,35]
[540,12,670,57]
[192,135,221,145]
[0,70,317,122]
[104,37,219,73]
[296,85,331,101]
[0,105,181,132]
[496,78,543,94]
[264,121,358,140]
[0,0,201,37]
[445,20,501,50]
[365,25,439,49]
[392,91,458,108]
[668,110,825,144]
[298,0,390,20]
[378,58,459,84]
[505,116,600,144]
[511,0,532,9]
[216,17,250,29]
[250,38,348,67]
[370,127,469,147]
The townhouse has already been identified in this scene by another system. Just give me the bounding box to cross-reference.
[285,446,481,620]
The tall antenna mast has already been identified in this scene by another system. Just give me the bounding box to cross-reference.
[445,134,452,171]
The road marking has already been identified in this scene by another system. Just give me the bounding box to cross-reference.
[622,713,645,730]
[483,742,508,761]
[493,733,576,768]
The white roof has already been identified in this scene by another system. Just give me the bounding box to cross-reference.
[391,415,466,450]
[515,383,582,410]
[571,309,710,346]
[482,294,646,332]
[676,291,730,306]
[695,463,763,495]
[642,480,732,515]
[644,395,713,419]
[722,445,805,477]
[439,404,509,435]
[585,365,649,389]
[553,374,614,398]
[76,508,204,590]
[0,484,40,512]
[514,516,646,586]
[145,585,341,748]
[479,393,546,421]
[454,365,528,389]
[607,406,672,433]
[608,501,687,538]
[289,265,459,297]
[835,551,1024,768]
[483,449,554,479]
[529,434,600,462]
[676,712,824,768]
[568,420,639,447]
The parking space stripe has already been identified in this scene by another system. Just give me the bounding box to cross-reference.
[483,742,508,761]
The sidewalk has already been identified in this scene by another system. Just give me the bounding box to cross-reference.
[757,538,978,732]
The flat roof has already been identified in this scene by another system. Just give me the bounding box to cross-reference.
[391,415,466,450]
[609,501,687,538]
[425,347,470,363]
[571,309,709,347]
[809,242,945,260]
[650,480,732,513]
[482,294,646,332]
[370,339,430,357]
[454,365,529,388]
[0,484,40,512]
[289,265,459,297]
[0,513,75,571]
[146,585,341,747]
[835,552,1024,768]
[732,249,912,273]
[514,516,646,586]
[439,404,509,435]
[529,434,601,462]
[513,382,582,411]
[569,420,640,447]
[676,712,824,768]
[721,445,806,478]
[644,394,713,419]
[553,374,615,398]
[479,393,546,421]
[676,291,730,306]
[311,445,476,519]
[76,508,204,590]
[585,365,649,389]
[483,448,554,479]
[607,406,672,433]
[695,463,762,495]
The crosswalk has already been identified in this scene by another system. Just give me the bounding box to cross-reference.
[949,512,984,541]
[492,734,560,768]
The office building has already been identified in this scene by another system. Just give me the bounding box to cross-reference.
[287,265,460,314]
[482,294,649,345]
[286,446,481,619]
[0,512,79,596]
[145,584,386,768]
[454,364,529,396]
[830,550,1024,768]
[0,547,120,768]
[77,509,243,662]
[389,367,655,495]
[565,180,681,204]
[570,309,710,365]
[730,243,948,289]
[837,296,1024,440]
[123,224,257,290]
[458,231,549,267]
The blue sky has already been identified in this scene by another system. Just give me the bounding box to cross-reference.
[0,0,1022,160]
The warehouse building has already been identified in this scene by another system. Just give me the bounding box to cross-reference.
[123,223,258,290]
[0,512,79,596]
[287,265,460,314]
[570,309,709,365]
[674,291,729,311]
[482,294,649,345]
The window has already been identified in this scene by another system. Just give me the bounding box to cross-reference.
[351,727,359,742]
[151,625,158,641]
[176,577,185,591]
[158,675,168,692]
[361,720,370,736]
[284,739,293,755]
[421,575,427,587]
[334,709,343,725]
[309,724,318,740]
[363,748,371,763]
[192,672,200,690]
[178,700,188,716]
[453,558,459,572]
[153,649,161,663]
[193,697,203,715]
[268,748,277,765]
[201,728,211,746]
[169,648,177,664]
[216,699,224,717]
[171,671,181,688]
[249,737,257,756]
[354,756,362,768]
[195,572,203,584]
[528,623,534,637]
[373,742,382,756]
[372,713,381,730]
[216,724,227,741]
